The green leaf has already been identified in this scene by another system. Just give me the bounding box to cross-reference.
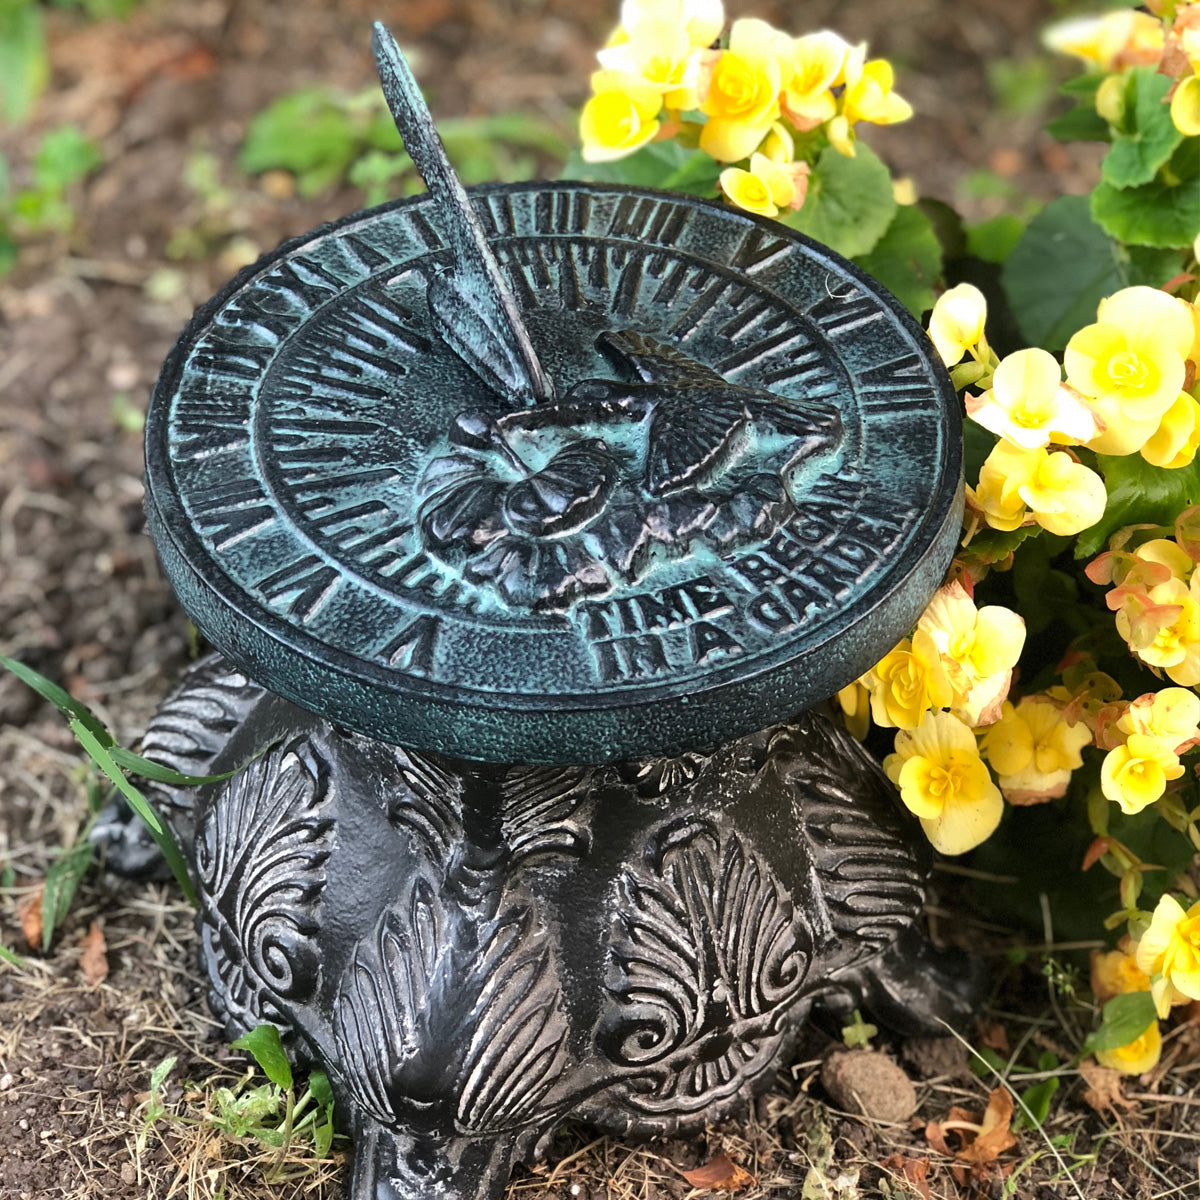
[313,1110,335,1157]
[239,88,358,181]
[1001,196,1125,352]
[0,655,112,745]
[1102,69,1183,190]
[1084,991,1157,1054]
[440,112,569,161]
[1092,174,1200,249]
[1045,101,1111,143]
[149,1056,177,1097]
[1075,454,1200,559]
[307,1069,334,1110]
[33,125,102,193]
[232,1024,294,1092]
[853,203,942,318]
[0,0,48,124]
[966,214,1025,264]
[108,745,242,786]
[40,835,96,951]
[0,942,27,971]
[560,141,715,194]
[1058,74,1103,100]
[963,522,1043,567]
[784,143,896,259]
[1125,244,1188,287]
[969,1045,1008,1077]
[1015,1076,1060,1131]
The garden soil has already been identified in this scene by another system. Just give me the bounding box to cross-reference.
[1,1,1196,1198]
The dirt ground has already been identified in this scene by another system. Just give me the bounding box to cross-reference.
[0,1,1195,1198]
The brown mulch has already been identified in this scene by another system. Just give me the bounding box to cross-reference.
[0,1,1189,1197]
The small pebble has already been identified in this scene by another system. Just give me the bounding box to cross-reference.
[821,1050,918,1124]
[0,1073,13,1091]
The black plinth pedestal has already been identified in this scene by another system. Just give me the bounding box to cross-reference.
[101,655,977,1200]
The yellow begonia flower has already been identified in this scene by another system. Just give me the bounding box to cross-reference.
[699,18,788,162]
[863,629,953,730]
[1144,392,1200,469]
[1101,733,1185,814]
[1096,1020,1162,1076]
[1185,296,1200,367]
[824,48,912,158]
[597,19,704,110]
[928,283,988,368]
[781,30,847,130]
[917,581,1025,726]
[1135,537,1195,581]
[981,695,1092,804]
[618,0,725,50]
[837,680,870,740]
[883,712,1004,856]
[1115,575,1200,685]
[1091,946,1151,1004]
[580,73,663,162]
[966,348,1097,449]
[718,153,808,218]
[1171,73,1200,136]
[1136,894,1200,1017]
[1043,10,1165,70]
[760,120,794,163]
[976,440,1107,537]
[1117,686,1200,752]
[842,55,913,126]
[1067,287,1195,456]
[1095,73,1126,125]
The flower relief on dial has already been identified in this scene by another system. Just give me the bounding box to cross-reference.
[413,329,845,613]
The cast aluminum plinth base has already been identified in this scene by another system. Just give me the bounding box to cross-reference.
[98,657,978,1200]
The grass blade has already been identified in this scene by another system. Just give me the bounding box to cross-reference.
[69,719,196,906]
[0,655,111,745]
[108,746,241,786]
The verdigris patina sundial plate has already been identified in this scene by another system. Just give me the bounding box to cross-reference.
[144,182,961,763]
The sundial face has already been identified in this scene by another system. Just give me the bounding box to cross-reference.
[145,183,961,763]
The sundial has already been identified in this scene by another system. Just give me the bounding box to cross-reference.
[143,28,960,765]
[116,27,978,1200]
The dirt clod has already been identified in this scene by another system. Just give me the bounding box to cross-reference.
[901,1035,971,1081]
[821,1051,918,1125]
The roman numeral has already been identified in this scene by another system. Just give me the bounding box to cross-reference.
[191,476,275,549]
[715,328,812,376]
[535,188,591,235]
[806,281,884,335]
[378,614,441,675]
[725,226,791,275]
[256,556,339,622]
[857,353,933,411]
[761,346,828,387]
[607,194,689,244]
[190,338,274,382]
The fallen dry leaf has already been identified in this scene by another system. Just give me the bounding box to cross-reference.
[18,885,44,949]
[1078,1061,1137,1115]
[958,1087,1017,1164]
[880,1153,932,1200]
[925,1087,1016,1166]
[925,1104,976,1157]
[979,1022,1010,1053]
[79,921,109,986]
[678,1154,756,1192]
